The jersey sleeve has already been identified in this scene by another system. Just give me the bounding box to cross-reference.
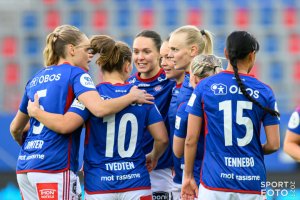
[71,68,97,98]
[146,104,163,126]
[287,108,300,135]
[19,90,29,114]
[185,82,204,118]
[174,102,188,138]
[67,99,91,121]
[262,89,280,126]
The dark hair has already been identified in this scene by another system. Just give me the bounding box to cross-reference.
[90,35,132,73]
[226,31,280,117]
[135,30,162,52]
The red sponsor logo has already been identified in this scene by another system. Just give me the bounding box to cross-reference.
[37,183,58,200]
[140,195,152,200]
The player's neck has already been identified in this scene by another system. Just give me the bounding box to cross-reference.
[226,64,249,74]
[140,66,160,79]
[102,71,125,84]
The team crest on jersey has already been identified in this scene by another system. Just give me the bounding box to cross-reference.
[288,111,299,129]
[80,74,95,89]
[154,85,162,92]
[211,83,227,95]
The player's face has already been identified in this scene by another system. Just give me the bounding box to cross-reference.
[133,37,160,76]
[168,32,194,71]
[160,41,184,80]
[73,35,93,70]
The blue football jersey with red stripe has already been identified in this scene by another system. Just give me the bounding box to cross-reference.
[176,73,193,107]
[128,68,175,169]
[174,102,204,185]
[17,63,96,173]
[73,82,163,193]
[288,107,300,134]
[186,71,280,194]
[168,83,183,184]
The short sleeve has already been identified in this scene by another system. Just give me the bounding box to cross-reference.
[71,68,96,98]
[186,82,204,118]
[68,99,91,121]
[262,89,280,126]
[146,104,163,126]
[19,90,29,114]
[174,102,188,138]
[287,108,300,135]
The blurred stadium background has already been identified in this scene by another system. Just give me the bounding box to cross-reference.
[0,0,299,199]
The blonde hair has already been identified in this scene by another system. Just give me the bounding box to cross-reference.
[172,25,214,55]
[190,54,222,79]
[90,35,132,73]
[43,25,85,66]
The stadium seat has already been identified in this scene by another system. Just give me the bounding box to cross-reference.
[1,37,17,58]
[214,33,226,55]
[288,33,300,54]
[293,60,300,82]
[45,10,61,30]
[187,8,202,26]
[29,63,43,78]
[265,34,278,53]
[164,7,179,28]
[117,8,131,29]
[235,8,250,28]
[69,10,85,28]
[138,0,154,9]
[22,11,38,30]
[65,0,80,4]
[260,7,274,26]
[139,9,154,29]
[185,0,201,8]
[269,61,283,82]
[283,7,297,28]
[43,0,57,4]
[4,63,20,86]
[92,10,107,31]
[24,36,40,56]
[212,7,226,26]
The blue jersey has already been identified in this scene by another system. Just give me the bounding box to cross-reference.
[128,68,175,169]
[288,107,300,134]
[174,102,204,185]
[168,83,183,184]
[70,83,163,193]
[17,63,96,173]
[176,73,193,107]
[186,71,280,194]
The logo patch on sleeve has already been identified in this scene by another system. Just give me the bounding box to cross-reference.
[187,93,197,107]
[71,99,85,110]
[36,183,58,200]
[288,111,299,129]
[80,74,95,89]
[175,116,181,130]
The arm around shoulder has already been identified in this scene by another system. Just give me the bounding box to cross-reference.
[283,130,300,162]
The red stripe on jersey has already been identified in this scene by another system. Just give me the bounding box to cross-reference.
[136,68,165,82]
[64,84,74,113]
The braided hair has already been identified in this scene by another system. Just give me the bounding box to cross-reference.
[226,31,280,117]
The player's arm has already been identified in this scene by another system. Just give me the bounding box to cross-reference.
[28,94,85,134]
[283,130,300,162]
[146,121,169,171]
[10,110,30,145]
[78,86,154,118]
[173,136,185,158]
[262,124,280,154]
[184,114,202,177]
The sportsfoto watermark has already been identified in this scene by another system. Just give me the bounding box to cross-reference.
[261,181,296,198]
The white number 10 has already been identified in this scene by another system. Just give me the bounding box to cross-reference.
[219,100,253,146]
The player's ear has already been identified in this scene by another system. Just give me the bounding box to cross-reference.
[224,48,229,59]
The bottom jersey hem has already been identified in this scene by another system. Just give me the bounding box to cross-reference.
[85,186,151,194]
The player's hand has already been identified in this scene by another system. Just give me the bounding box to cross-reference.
[130,86,154,104]
[181,176,198,200]
[27,93,40,117]
[145,153,158,172]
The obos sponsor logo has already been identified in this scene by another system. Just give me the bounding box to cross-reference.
[211,83,227,95]
[80,74,95,89]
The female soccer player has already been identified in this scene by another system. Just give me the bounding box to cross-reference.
[10,25,153,200]
[168,25,214,107]
[173,54,223,189]
[128,30,176,199]
[160,38,185,200]
[182,31,280,200]
[284,106,300,162]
